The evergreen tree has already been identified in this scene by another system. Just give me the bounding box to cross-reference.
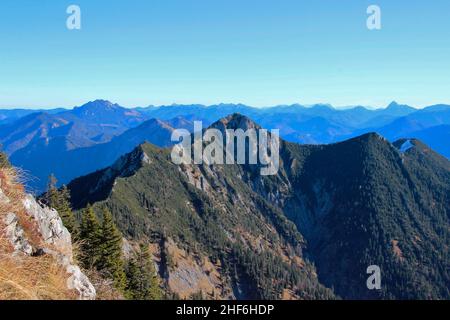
[125,244,162,300]
[138,243,161,297]
[98,208,127,291]
[45,175,78,237]
[125,259,141,299]
[79,204,101,269]
[57,185,78,238]
[45,174,59,207]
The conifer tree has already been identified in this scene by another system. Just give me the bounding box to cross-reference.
[45,175,78,237]
[57,185,78,238]
[125,244,162,300]
[79,204,101,269]
[45,174,59,207]
[125,259,141,299]
[139,244,162,300]
[98,208,127,291]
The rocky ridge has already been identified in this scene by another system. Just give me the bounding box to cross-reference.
[0,180,96,300]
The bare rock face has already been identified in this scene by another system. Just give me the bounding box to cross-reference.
[1,187,96,300]
[3,212,34,255]
[23,195,72,255]
[21,195,96,300]
[66,264,96,299]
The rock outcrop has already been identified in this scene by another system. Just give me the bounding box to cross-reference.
[3,211,34,255]
[1,189,96,300]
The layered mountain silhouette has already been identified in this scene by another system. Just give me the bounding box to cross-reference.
[0,107,66,125]
[10,117,185,192]
[66,114,450,299]
[0,100,149,152]
[0,100,449,192]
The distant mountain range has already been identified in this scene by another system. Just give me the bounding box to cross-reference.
[65,114,450,299]
[0,99,449,192]
[0,108,66,125]
[0,100,148,153]
[10,118,179,192]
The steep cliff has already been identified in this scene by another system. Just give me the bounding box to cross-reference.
[0,164,96,300]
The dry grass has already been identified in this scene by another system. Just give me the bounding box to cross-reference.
[0,167,42,246]
[0,167,78,300]
[0,235,77,300]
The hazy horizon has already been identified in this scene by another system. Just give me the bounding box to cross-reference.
[0,99,438,111]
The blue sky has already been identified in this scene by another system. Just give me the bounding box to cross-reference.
[0,0,449,109]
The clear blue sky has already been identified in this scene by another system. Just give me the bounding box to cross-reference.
[0,0,449,109]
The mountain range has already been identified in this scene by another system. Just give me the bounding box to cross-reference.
[64,114,450,299]
[1,101,448,299]
[0,99,449,192]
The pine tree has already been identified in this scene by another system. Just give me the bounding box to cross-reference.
[125,244,162,300]
[45,175,78,237]
[125,259,141,299]
[57,185,78,238]
[79,204,101,269]
[98,208,127,291]
[45,174,59,207]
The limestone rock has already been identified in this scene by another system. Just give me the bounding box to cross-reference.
[1,187,96,300]
[3,212,33,255]
[21,194,96,300]
[23,195,72,255]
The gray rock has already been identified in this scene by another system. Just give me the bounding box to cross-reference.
[21,195,96,300]
[22,195,73,255]
[66,264,97,300]
[1,187,96,300]
[3,212,34,255]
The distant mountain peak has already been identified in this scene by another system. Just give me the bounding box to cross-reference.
[309,103,334,110]
[387,101,399,108]
[76,99,123,112]
[386,101,414,111]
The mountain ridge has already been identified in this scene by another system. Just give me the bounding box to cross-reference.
[65,114,450,299]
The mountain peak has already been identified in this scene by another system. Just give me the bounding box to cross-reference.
[386,101,414,111]
[210,113,261,131]
[76,100,123,112]
[387,101,399,108]
[352,131,386,142]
